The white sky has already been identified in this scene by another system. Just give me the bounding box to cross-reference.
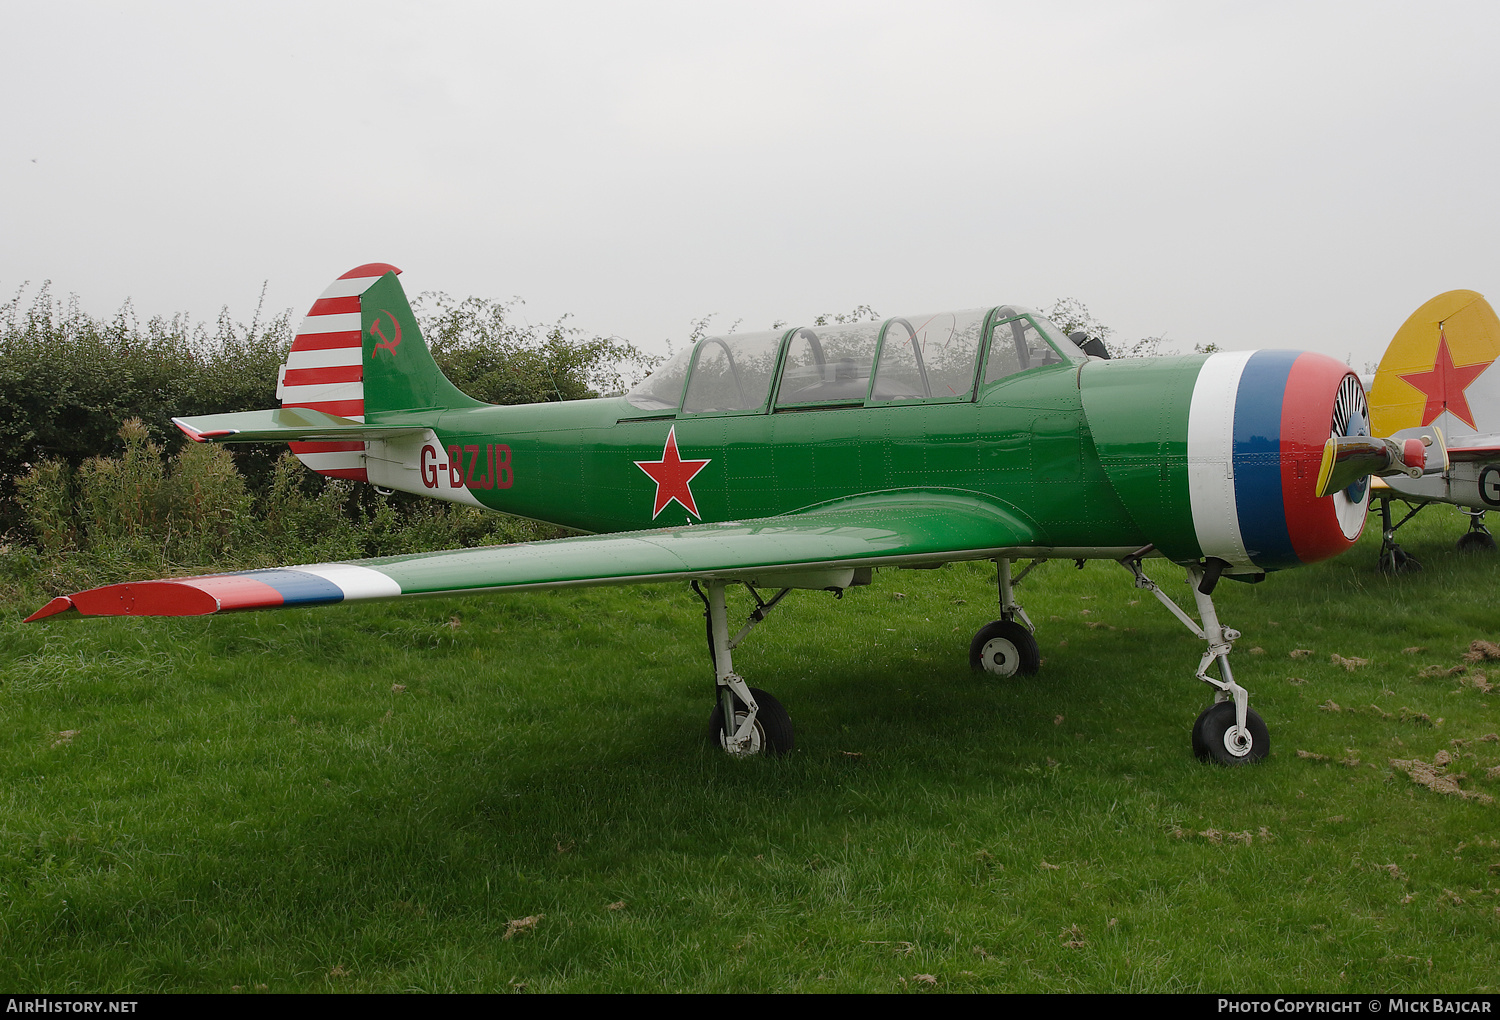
[4,0,1499,370]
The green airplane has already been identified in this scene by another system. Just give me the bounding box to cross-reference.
[26,264,1435,764]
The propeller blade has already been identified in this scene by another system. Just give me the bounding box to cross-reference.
[1314,429,1444,498]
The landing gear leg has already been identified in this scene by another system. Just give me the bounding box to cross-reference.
[1456,509,1496,553]
[696,581,794,756]
[1377,496,1424,573]
[970,557,1043,677]
[1122,556,1268,765]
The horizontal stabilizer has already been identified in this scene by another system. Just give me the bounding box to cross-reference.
[1445,435,1500,463]
[173,407,429,444]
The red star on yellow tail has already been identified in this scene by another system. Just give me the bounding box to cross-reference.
[1399,331,1494,430]
[635,426,711,518]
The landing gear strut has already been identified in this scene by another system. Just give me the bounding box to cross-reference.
[1456,509,1496,553]
[695,580,796,756]
[970,557,1042,677]
[1124,554,1269,765]
[1377,496,1424,573]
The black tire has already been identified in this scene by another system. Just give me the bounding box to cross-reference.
[1456,530,1496,553]
[1191,701,1269,765]
[1378,543,1422,574]
[968,619,1040,677]
[709,686,794,756]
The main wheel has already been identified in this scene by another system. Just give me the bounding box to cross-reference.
[1191,701,1269,765]
[1456,530,1496,553]
[969,619,1040,677]
[709,687,794,757]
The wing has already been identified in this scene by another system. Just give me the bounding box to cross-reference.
[26,491,1040,621]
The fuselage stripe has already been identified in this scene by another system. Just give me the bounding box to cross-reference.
[1187,351,1254,567]
[1281,355,1365,562]
[1232,350,1299,569]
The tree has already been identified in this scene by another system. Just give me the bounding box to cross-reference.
[1045,298,1175,358]
[0,282,663,536]
[413,292,661,404]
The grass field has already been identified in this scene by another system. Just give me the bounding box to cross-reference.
[2,507,1498,993]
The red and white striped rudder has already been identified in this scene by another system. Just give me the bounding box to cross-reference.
[276,263,400,481]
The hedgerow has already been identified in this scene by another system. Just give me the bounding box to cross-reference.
[0,282,658,604]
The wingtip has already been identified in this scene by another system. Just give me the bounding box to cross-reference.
[172,417,239,443]
[24,596,76,623]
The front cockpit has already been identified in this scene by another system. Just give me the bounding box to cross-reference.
[625,306,1088,415]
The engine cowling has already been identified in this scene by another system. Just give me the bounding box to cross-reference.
[1080,350,1372,573]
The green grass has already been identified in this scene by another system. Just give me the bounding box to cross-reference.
[2,509,1499,992]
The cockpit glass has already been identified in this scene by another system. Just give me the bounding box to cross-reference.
[626,344,696,411]
[1033,315,1087,360]
[984,306,1085,385]
[631,303,1086,412]
[774,322,881,407]
[870,309,987,402]
[681,330,784,413]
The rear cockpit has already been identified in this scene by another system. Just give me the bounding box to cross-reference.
[626,306,1087,415]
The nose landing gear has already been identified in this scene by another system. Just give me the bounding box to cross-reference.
[1191,701,1269,765]
[1124,554,1270,766]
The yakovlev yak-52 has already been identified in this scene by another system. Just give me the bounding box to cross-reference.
[27,264,1439,764]
[1365,289,1500,571]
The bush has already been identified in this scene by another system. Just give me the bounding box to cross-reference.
[0,280,632,607]
[0,283,289,535]
[4,422,569,607]
[415,291,660,403]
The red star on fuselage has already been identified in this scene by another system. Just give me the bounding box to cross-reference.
[1399,331,1493,430]
[634,426,711,518]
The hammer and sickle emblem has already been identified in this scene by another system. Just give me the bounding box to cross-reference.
[370,310,402,356]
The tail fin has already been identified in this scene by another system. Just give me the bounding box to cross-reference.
[278,264,480,480]
[1368,290,1500,443]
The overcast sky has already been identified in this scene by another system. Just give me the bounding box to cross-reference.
[4,1,1498,370]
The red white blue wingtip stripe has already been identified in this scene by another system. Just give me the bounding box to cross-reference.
[23,563,404,622]
[1188,350,1367,572]
[279,264,402,482]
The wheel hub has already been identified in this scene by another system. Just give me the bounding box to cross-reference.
[980,637,1020,676]
[1222,725,1253,757]
[720,711,764,756]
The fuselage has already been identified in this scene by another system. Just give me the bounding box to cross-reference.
[353,316,1369,575]
[374,359,1127,541]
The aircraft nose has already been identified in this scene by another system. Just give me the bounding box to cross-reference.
[1079,350,1381,572]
